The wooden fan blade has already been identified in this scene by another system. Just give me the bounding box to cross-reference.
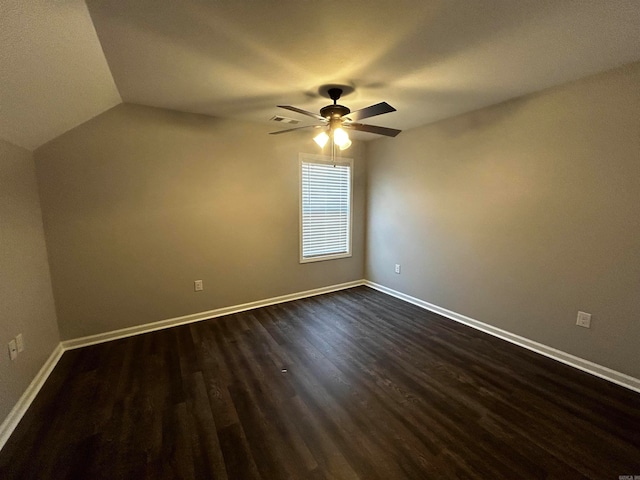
[346,123,402,137]
[346,102,396,122]
[277,105,325,121]
[269,125,318,135]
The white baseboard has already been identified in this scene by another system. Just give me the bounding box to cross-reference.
[3,278,637,454]
[365,281,640,394]
[62,279,366,350]
[0,343,64,451]
[1,280,366,453]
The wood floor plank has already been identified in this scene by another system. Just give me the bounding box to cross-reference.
[1,286,639,479]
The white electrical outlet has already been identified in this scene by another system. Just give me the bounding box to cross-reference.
[394,264,401,274]
[194,280,203,292]
[16,333,24,352]
[576,311,591,328]
[8,339,18,360]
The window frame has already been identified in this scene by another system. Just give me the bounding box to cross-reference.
[299,153,353,264]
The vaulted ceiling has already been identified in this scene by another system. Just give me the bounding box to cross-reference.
[2,0,639,150]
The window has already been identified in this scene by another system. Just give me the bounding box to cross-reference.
[300,154,353,263]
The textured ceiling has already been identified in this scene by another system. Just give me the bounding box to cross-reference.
[0,0,121,150]
[1,1,639,149]
[85,0,640,138]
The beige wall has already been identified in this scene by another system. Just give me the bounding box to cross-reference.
[366,62,640,378]
[35,104,365,340]
[0,138,60,423]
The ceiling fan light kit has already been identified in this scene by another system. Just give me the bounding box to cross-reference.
[270,85,401,152]
[313,131,329,148]
[333,127,351,150]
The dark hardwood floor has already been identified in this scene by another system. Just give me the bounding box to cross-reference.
[1,286,639,479]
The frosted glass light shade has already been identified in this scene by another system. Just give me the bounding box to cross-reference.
[339,139,352,150]
[313,131,329,148]
[333,128,350,149]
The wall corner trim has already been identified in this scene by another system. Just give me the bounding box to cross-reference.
[364,281,640,394]
[0,343,64,451]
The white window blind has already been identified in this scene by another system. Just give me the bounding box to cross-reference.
[300,157,352,262]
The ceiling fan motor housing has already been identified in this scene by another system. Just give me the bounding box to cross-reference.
[320,104,350,120]
[320,87,351,120]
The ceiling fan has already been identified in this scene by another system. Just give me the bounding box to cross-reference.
[270,87,401,149]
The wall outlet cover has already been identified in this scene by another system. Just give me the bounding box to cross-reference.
[16,333,24,352]
[576,311,592,328]
[8,339,18,360]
